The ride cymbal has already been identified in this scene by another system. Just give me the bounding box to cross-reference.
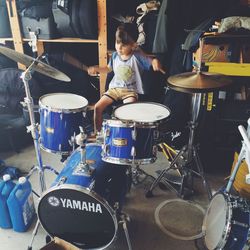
[0,46,71,82]
[167,71,232,93]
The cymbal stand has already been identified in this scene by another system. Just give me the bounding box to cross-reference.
[21,57,47,193]
[146,92,212,199]
[20,59,58,250]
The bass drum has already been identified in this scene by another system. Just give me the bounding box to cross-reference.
[202,192,250,250]
[38,143,118,249]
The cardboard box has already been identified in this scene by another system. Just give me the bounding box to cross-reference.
[40,237,80,250]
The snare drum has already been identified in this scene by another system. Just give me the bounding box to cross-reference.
[102,119,158,165]
[39,93,88,154]
[38,143,118,249]
[202,192,250,250]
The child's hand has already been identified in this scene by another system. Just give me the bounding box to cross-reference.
[152,58,166,74]
[88,66,98,76]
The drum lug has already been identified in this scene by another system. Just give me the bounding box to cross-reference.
[60,113,63,120]
[82,111,86,118]
[132,128,137,141]
[153,130,159,140]
[103,144,110,155]
[105,127,110,137]
[131,146,136,157]
[59,144,62,151]
[56,176,67,186]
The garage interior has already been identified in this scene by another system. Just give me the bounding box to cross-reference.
[0,0,250,249]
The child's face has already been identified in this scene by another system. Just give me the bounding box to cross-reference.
[115,41,134,57]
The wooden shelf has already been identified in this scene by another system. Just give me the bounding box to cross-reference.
[4,0,107,97]
[22,38,99,43]
[0,38,14,42]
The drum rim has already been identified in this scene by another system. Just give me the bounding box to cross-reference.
[38,184,118,249]
[102,155,157,165]
[39,93,88,113]
[203,192,233,250]
[113,102,171,123]
[104,118,158,128]
[40,143,71,155]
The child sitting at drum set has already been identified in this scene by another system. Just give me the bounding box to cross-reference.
[88,23,165,133]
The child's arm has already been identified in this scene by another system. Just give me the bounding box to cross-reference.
[152,58,166,74]
[88,65,112,76]
[135,48,166,74]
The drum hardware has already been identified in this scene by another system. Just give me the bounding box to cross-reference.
[202,119,250,250]
[112,202,132,250]
[146,92,212,199]
[130,165,155,186]
[118,213,133,250]
[0,47,72,250]
[146,42,233,198]
[74,126,95,177]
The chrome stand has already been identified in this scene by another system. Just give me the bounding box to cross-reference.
[114,202,132,250]
[225,118,250,194]
[20,59,58,250]
[119,214,132,250]
[146,93,212,199]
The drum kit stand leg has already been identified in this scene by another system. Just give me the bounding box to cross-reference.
[146,93,212,199]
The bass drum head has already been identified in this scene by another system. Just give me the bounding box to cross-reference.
[203,193,230,250]
[114,102,170,123]
[38,184,117,249]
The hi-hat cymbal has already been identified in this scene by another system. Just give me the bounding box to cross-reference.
[167,71,232,93]
[0,46,71,82]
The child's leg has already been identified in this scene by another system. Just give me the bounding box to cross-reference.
[123,96,137,103]
[94,96,114,133]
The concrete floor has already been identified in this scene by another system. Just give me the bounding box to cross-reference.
[0,141,240,250]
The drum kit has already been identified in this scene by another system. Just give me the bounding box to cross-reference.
[0,45,250,250]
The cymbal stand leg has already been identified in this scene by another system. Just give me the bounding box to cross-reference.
[193,146,212,199]
[119,214,132,250]
[27,220,40,250]
[145,147,186,197]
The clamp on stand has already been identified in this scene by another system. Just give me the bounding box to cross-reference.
[74,126,95,176]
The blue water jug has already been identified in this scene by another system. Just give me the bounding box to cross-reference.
[7,177,36,232]
[0,174,15,228]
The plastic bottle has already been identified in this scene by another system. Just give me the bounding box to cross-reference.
[0,174,15,228]
[7,177,36,232]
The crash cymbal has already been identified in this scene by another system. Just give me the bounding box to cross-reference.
[167,71,232,93]
[0,46,71,82]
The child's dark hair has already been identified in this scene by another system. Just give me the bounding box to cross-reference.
[115,23,139,45]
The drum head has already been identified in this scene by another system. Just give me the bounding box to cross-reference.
[39,93,88,112]
[114,102,170,123]
[38,184,117,249]
[203,193,230,250]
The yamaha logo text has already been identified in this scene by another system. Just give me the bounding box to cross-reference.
[48,196,103,213]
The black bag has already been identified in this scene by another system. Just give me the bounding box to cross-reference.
[0,68,41,115]
[0,68,41,152]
